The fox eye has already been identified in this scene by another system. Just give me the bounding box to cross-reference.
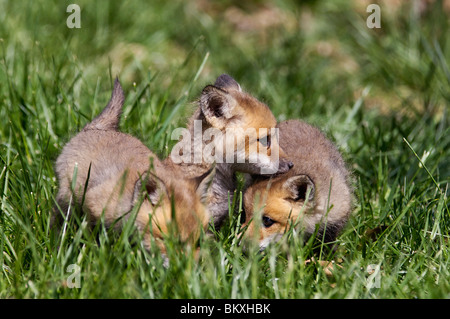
[258,135,271,148]
[262,216,275,228]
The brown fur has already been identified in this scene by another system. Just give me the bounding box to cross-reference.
[242,119,353,250]
[164,74,291,177]
[54,79,211,254]
[164,74,293,228]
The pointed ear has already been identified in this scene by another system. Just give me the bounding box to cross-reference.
[282,175,315,203]
[191,166,216,204]
[200,85,237,129]
[133,172,167,206]
[214,74,242,92]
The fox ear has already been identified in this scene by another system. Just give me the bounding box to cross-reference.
[214,74,242,92]
[200,85,237,129]
[191,166,216,204]
[133,172,166,206]
[283,175,315,203]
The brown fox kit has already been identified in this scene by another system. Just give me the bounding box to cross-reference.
[54,79,212,254]
[242,119,353,251]
[165,74,293,229]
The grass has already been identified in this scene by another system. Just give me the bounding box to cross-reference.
[0,0,449,299]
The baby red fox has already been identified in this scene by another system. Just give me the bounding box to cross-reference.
[165,74,293,228]
[54,79,212,254]
[241,119,353,250]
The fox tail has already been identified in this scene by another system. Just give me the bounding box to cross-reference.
[83,78,125,131]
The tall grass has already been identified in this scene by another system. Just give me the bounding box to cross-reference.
[0,0,448,298]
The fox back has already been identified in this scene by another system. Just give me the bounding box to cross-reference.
[54,79,211,252]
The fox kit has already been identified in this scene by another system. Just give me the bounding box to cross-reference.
[54,79,212,254]
[242,119,353,251]
[165,74,293,229]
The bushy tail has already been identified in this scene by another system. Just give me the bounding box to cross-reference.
[83,78,125,131]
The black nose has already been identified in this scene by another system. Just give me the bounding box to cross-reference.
[277,160,294,174]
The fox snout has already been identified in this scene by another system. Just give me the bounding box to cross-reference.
[278,158,293,174]
[275,142,294,174]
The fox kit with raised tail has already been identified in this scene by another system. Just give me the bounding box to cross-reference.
[54,79,212,253]
[165,74,293,229]
[242,119,353,251]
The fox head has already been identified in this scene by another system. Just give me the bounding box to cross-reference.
[240,119,353,251]
[199,74,292,175]
[241,171,351,251]
[131,167,214,250]
[241,173,317,251]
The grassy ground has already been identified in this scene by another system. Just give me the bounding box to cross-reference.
[0,0,448,298]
